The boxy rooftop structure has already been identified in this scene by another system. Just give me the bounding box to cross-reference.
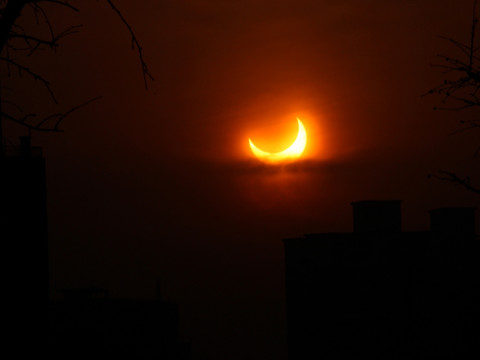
[283,201,479,360]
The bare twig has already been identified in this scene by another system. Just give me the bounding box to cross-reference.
[0,0,153,136]
[35,0,79,12]
[0,55,57,102]
[469,0,478,68]
[105,0,154,89]
[425,1,480,195]
[428,171,480,194]
[0,96,101,132]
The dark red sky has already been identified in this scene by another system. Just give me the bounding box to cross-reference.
[3,1,479,359]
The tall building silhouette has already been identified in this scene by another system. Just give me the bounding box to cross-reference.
[1,136,49,355]
[283,201,479,359]
[1,138,190,358]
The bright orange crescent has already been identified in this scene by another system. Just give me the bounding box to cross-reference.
[249,118,307,164]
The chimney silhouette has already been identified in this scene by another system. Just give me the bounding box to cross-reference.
[20,136,31,158]
[351,200,402,233]
[429,207,476,236]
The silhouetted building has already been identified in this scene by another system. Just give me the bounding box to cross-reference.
[1,137,48,355]
[283,200,479,360]
[1,138,191,358]
[49,288,191,360]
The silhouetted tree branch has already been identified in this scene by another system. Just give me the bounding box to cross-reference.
[428,171,480,194]
[105,0,153,89]
[427,0,480,195]
[1,95,101,132]
[427,2,480,117]
[0,0,152,137]
[0,55,57,102]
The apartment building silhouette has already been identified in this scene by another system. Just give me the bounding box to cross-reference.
[283,201,479,359]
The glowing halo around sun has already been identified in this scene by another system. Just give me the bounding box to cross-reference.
[249,118,307,164]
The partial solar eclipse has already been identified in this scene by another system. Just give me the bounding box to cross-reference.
[249,118,307,164]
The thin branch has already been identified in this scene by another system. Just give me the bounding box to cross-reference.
[8,24,83,55]
[0,55,57,102]
[0,0,152,136]
[105,0,154,89]
[425,2,480,196]
[0,96,101,132]
[37,96,101,130]
[449,123,480,136]
[438,35,471,57]
[34,0,79,12]
[428,171,480,194]
[8,3,82,55]
[470,0,478,68]
[1,111,62,132]
[1,99,24,112]
[8,33,59,48]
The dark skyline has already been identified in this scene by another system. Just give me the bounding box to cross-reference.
[1,1,479,359]
[284,201,479,359]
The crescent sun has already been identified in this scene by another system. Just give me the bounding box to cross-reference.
[249,118,307,163]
